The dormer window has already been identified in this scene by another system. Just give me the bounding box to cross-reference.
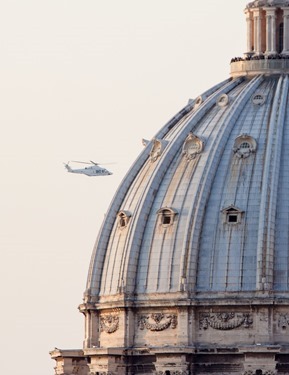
[194,96,203,109]
[228,213,238,223]
[233,134,257,159]
[252,93,266,106]
[149,139,168,162]
[217,94,229,107]
[221,205,243,225]
[157,207,178,227]
[117,210,131,229]
[182,133,204,161]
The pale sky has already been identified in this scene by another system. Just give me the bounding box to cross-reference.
[0,1,247,374]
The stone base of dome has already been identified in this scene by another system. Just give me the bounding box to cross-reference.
[50,301,289,375]
[230,59,289,77]
[50,345,289,375]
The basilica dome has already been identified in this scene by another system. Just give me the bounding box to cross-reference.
[51,2,289,375]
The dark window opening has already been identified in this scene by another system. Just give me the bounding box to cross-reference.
[165,371,171,375]
[256,370,262,375]
[279,23,284,53]
[119,215,126,227]
[163,215,172,225]
[240,142,250,149]
[228,214,238,223]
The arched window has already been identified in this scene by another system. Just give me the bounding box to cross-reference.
[239,142,250,150]
[233,134,257,158]
[157,207,178,227]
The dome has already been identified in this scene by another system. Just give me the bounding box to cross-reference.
[51,3,289,375]
[85,73,289,302]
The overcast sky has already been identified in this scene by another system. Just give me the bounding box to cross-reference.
[0,1,248,374]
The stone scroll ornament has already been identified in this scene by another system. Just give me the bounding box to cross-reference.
[138,313,177,331]
[199,312,253,330]
[100,314,119,334]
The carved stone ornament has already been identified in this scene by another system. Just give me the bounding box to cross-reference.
[199,312,253,330]
[278,313,289,329]
[138,313,177,331]
[182,133,204,161]
[100,314,119,334]
[150,139,168,162]
[233,134,257,159]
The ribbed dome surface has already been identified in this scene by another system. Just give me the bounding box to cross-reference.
[85,74,289,301]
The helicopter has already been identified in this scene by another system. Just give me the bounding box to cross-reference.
[64,161,113,177]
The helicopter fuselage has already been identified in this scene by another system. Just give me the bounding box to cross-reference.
[65,163,112,177]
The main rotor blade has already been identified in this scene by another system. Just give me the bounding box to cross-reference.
[90,160,116,165]
[71,161,91,165]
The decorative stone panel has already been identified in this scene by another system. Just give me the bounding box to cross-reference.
[199,312,253,330]
[277,313,289,330]
[138,313,178,331]
[100,313,119,334]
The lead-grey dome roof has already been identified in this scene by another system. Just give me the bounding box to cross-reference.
[84,73,289,304]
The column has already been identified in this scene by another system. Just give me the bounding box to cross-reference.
[253,9,262,55]
[265,13,272,54]
[245,9,254,54]
[282,8,289,55]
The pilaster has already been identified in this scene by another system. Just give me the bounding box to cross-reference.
[79,303,99,349]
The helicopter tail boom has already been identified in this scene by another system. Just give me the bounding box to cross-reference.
[64,163,72,172]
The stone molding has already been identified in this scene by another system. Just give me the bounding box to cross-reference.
[156,372,188,375]
[138,313,178,331]
[199,312,253,330]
